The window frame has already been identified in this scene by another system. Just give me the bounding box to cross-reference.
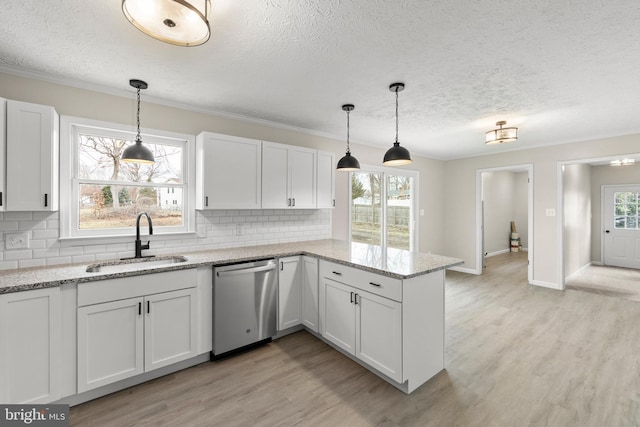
[348,164,419,251]
[59,115,196,241]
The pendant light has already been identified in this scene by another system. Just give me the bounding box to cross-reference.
[336,104,360,171]
[485,120,518,145]
[383,83,412,166]
[122,79,155,164]
[122,0,211,47]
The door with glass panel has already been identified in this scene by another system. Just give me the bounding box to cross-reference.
[351,170,416,250]
[603,186,640,268]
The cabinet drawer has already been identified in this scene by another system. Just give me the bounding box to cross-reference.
[319,260,402,302]
[78,269,197,307]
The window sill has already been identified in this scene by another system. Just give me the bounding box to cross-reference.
[58,232,198,247]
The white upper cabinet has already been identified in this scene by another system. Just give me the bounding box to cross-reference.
[262,141,316,209]
[196,132,261,209]
[6,100,59,211]
[316,151,335,209]
[0,99,5,211]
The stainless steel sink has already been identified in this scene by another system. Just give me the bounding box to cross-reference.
[85,255,188,273]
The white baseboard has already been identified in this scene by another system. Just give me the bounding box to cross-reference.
[565,262,592,282]
[591,261,602,266]
[485,248,510,258]
[530,280,562,290]
[447,266,479,275]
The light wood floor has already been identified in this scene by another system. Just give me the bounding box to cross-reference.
[70,252,640,426]
[566,263,640,302]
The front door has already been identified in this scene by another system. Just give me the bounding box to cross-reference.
[603,185,640,268]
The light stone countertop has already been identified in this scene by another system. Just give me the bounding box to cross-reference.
[0,239,463,294]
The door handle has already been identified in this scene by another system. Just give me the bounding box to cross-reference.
[605,230,610,233]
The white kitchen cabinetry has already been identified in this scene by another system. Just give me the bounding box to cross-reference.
[6,100,59,211]
[262,141,316,209]
[0,287,61,404]
[278,256,302,330]
[320,260,442,392]
[196,132,261,209]
[301,256,319,332]
[0,98,5,211]
[77,270,198,393]
[316,150,335,208]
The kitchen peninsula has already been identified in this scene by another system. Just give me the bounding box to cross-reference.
[0,239,462,403]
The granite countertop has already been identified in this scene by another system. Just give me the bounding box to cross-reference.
[0,239,463,294]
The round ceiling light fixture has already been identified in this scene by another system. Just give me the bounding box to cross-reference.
[383,82,412,166]
[122,79,155,164]
[336,104,361,171]
[122,0,211,47]
[485,120,518,145]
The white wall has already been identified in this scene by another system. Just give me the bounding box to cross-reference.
[482,172,515,254]
[563,163,591,278]
[0,71,447,269]
[444,134,640,288]
[590,164,640,262]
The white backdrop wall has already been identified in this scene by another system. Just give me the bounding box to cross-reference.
[563,164,591,278]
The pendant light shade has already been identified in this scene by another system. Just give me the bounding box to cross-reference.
[122,0,211,47]
[383,83,412,166]
[122,79,155,164]
[485,120,518,145]
[337,104,360,171]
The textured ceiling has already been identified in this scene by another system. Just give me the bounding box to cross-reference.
[1,0,640,160]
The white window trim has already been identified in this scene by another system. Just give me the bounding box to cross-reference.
[348,164,419,251]
[59,115,196,241]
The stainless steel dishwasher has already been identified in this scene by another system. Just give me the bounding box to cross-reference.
[212,259,277,357]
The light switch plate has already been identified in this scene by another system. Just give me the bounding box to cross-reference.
[545,208,556,217]
[6,232,29,249]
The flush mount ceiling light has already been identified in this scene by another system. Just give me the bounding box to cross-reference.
[610,159,635,166]
[336,104,360,171]
[122,0,211,47]
[122,79,155,164]
[485,120,518,145]
[383,83,412,166]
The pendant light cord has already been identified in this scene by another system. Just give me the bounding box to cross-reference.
[346,109,351,154]
[395,88,399,144]
[136,87,141,143]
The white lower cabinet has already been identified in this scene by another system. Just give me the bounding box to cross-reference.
[321,278,402,382]
[0,287,61,404]
[77,270,198,393]
[278,256,319,332]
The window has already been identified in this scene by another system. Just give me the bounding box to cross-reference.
[614,191,640,229]
[350,166,418,250]
[60,116,195,239]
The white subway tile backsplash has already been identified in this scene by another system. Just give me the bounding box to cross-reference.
[0,209,331,270]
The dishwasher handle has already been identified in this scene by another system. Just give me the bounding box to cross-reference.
[216,264,276,277]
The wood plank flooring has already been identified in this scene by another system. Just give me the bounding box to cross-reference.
[566,263,640,302]
[70,252,640,426]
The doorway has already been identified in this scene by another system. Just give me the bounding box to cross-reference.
[475,164,533,283]
[602,185,640,269]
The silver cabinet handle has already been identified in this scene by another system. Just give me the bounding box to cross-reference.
[216,264,275,277]
[369,282,382,287]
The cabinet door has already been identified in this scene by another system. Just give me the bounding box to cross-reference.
[145,288,198,371]
[262,142,289,208]
[77,297,144,393]
[356,290,402,383]
[316,151,335,208]
[0,98,5,211]
[6,100,58,211]
[320,278,356,355]
[289,147,316,208]
[301,256,319,332]
[0,288,61,404]
[196,133,261,209]
[278,256,302,330]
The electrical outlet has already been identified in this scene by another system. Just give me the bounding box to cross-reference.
[6,232,29,249]
[545,208,556,217]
